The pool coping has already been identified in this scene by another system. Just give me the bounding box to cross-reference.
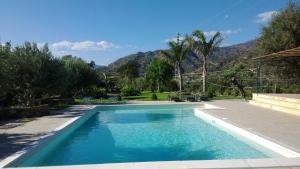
[194,106,300,158]
[4,158,300,169]
[0,105,97,168]
[2,103,300,169]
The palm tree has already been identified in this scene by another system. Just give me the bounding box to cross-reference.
[186,30,222,95]
[161,34,189,93]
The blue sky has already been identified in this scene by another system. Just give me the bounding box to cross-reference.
[0,0,295,65]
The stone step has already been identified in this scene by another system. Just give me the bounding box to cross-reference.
[252,95,300,110]
[249,100,300,117]
[252,93,300,104]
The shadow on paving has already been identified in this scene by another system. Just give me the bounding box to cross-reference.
[0,133,45,160]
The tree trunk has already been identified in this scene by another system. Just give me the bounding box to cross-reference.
[232,77,246,98]
[157,81,160,93]
[178,64,183,93]
[202,57,207,95]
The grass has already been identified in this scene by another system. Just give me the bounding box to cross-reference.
[74,99,127,103]
[123,92,176,101]
[49,103,70,110]
[211,95,244,100]
[75,93,246,103]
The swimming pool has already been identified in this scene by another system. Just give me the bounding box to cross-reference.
[8,104,280,167]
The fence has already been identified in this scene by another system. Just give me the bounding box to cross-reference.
[181,71,300,95]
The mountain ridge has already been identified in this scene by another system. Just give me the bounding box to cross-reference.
[98,40,256,74]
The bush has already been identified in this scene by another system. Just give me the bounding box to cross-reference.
[165,80,179,92]
[233,88,240,96]
[186,96,195,102]
[94,87,108,99]
[207,87,217,98]
[0,105,49,120]
[151,93,158,100]
[117,95,122,101]
[200,95,209,101]
[121,85,141,96]
[224,89,232,96]
[170,96,180,102]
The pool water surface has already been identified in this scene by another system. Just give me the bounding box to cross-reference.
[11,104,274,167]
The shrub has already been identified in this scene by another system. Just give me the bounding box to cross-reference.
[200,95,209,101]
[151,93,158,100]
[117,95,122,101]
[0,105,49,120]
[94,88,108,99]
[207,86,217,98]
[224,88,232,96]
[233,88,240,96]
[170,96,180,102]
[121,85,140,96]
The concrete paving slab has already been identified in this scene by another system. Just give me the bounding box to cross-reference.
[204,100,300,153]
[0,105,95,161]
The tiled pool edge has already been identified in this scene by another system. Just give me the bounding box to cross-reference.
[4,158,300,169]
[0,105,97,168]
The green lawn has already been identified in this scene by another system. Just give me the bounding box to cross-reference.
[211,95,244,100]
[74,99,127,103]
[123,92,175,101]
[75,93,244,103]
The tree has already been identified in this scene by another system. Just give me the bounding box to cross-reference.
[8,43,68,106]
[145,58,174,92]
[0,43,13,106]
[117,60,140,96]
[89,60,96,69]
[161,35,189,93]
[117,60,139,81]
[63,56,100,97]
[186,30,222,94]
[256,1,300,54]
[256,1,300,80]
[222,63,254,98]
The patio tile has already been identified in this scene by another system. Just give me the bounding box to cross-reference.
[245,159,280,168]
[275,158,300,167]
[184,159,249,169]
[133,162,160,169]
[158,161,185,169]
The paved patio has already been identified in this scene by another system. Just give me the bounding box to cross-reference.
[0,105,95,161]
[205,100,300,153]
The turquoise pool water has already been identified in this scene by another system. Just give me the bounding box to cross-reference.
[11,104,273,167]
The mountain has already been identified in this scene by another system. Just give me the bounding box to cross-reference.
[105,40,256,74]
[95,65,109,72]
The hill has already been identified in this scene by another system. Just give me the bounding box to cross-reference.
[105,40,256,74]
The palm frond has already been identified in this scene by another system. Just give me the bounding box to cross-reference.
[192,30,206,45]
[209,32,222,49]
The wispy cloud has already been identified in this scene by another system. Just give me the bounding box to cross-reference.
[164,29,241,43]
[164,36,184,43]
[256,11,278,23]
[204,29,241,37]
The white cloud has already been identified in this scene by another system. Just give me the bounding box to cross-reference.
[256,11,278,23]
[51,40,119,51]
[164,35,184,43]
[37,43,46,48]
[204,29,241,37]
[203,30,218,37]
[220,42,231,47]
